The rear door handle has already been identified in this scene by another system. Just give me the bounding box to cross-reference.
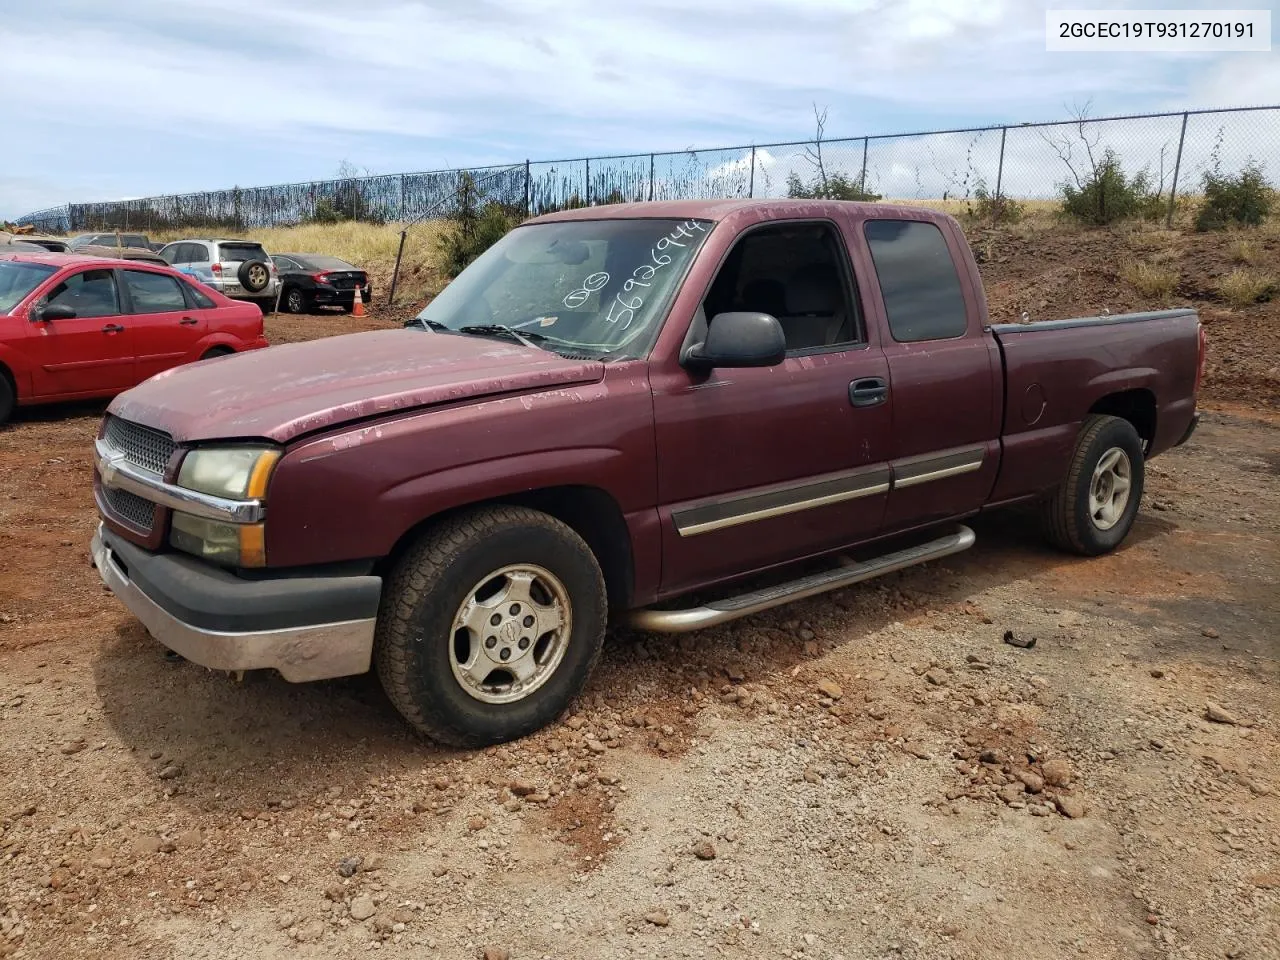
[849,377,888,407]
[102,323,125,333]
[179,317,198,325]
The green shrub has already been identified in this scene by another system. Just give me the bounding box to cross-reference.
[1195,162,1274,231]
[786,171,881,202]
[968,179,1024,224]
[437,174,524,278]
[1060,150,1162,225]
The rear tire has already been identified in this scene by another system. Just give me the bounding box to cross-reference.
[237,259,271,294]
[1041,414,1145,556]
[283,287,308,314]
[374,505,607,748]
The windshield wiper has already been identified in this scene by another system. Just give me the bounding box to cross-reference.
[457,324,549,350]
[405,317,448,331]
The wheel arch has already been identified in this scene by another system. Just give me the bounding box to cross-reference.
[378,485,635,611]
[1088,388,1157,449]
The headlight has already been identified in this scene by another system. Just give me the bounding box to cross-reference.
[171,514,266,568]
[171,445,279,567]
[177,446,280,500]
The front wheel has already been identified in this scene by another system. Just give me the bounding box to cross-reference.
[1041,414,1146,556]
[374,505,607,747]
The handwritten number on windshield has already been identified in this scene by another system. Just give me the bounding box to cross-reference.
[562,271,610,309]
[605,220,705,329]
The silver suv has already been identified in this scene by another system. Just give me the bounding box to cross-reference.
[158,238,280,310]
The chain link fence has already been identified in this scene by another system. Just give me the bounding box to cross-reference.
[13,106,1277,235]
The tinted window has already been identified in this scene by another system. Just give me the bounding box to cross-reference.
[185,281,216,308]
[300,255,357,271]
[272,256,301,271]
[159,244,180,264]
[0,261,57,312]
[864,220,967,342]
[121,235,150,249]
[46,269,121,318]
[187,243,210,264]
[124,270,186,313]
[218,243,267,263]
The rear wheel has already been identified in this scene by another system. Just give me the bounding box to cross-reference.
[374,505,607,747]
[284,287,308,314]
[1041,414,1145,556]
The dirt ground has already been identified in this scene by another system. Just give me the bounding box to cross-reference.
[0,226,1277,960]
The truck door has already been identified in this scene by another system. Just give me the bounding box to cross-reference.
[857,216,1002,531]
[650,218,894,598]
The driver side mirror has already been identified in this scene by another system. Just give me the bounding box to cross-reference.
[683,311,786,371]
[33,302,77,322]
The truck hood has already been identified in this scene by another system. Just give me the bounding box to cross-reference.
[108,329,606,443]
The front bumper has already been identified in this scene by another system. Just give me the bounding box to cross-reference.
[91,524,381,682]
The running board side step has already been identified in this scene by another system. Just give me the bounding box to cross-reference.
[627,525,976,634]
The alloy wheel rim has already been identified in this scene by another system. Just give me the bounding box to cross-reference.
[448,564,572,704]
[1088,446,1132,531]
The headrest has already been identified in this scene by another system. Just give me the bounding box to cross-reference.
[785,264,840,314]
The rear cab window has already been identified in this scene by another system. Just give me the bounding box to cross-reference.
[864,219,968,342]
[123,270,187,313]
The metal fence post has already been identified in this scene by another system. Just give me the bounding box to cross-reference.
[648,154,655,201]
[748,146,756,198]
[524,160,531,217]
[584,158,590,206]
[1166,112,1190,228]
[859,137,869,194]
[399,175,407,221]
[995,126,1007,198]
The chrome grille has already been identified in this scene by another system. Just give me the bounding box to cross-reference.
[103,485,156,532]
[102,415,175,476]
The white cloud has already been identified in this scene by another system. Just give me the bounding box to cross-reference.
[0,0,1272,216]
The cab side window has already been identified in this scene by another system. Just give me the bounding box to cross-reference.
[45,269,121,319]
[864,219,968,342]
[702,222,863,353]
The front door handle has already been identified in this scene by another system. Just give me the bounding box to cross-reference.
[849,377,888,407]
[102,323,125,333]
[179,317,198,325]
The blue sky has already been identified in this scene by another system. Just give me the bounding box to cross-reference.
[2,0,1277,218]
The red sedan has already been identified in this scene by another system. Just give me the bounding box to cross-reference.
[0,252,269,425]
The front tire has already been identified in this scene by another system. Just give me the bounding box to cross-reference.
[1041,414,1145,556]
[374,506,607,747]
[0,374,14,427]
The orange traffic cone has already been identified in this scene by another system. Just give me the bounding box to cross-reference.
[352,282,366,317]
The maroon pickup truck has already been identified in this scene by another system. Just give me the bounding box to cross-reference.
[90,200,1205,746]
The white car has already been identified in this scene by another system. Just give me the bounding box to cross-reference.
[158,238,279,312]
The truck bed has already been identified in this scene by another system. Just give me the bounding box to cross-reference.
[986,308,1202,506]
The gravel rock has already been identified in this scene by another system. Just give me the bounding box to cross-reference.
[644,910,671,927]
[349,895,376,921]
[925,669,948,686]
[175,829,203,849]
[692,840,717,860]
[158,764,182,780]
[1018,771,1045,793]
[132,836,162,856]
[1055,795,1086,819]
[1205,702,1238,725]
[815,679,843,700]
[1042,758,1073,787]
[337,856,362,877]
[1201,627,1220,639]
[467,816,488,831]
[508,780,536,797]
[295,919,325,943]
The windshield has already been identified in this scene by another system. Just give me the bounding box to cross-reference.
[0,261,57,313]
[415,218,711,358]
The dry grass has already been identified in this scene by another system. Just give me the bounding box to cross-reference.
[1229,238,1261,265]
[152,221,449,304]
[1120,260,1180,300]
[1217,268,1278,308]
